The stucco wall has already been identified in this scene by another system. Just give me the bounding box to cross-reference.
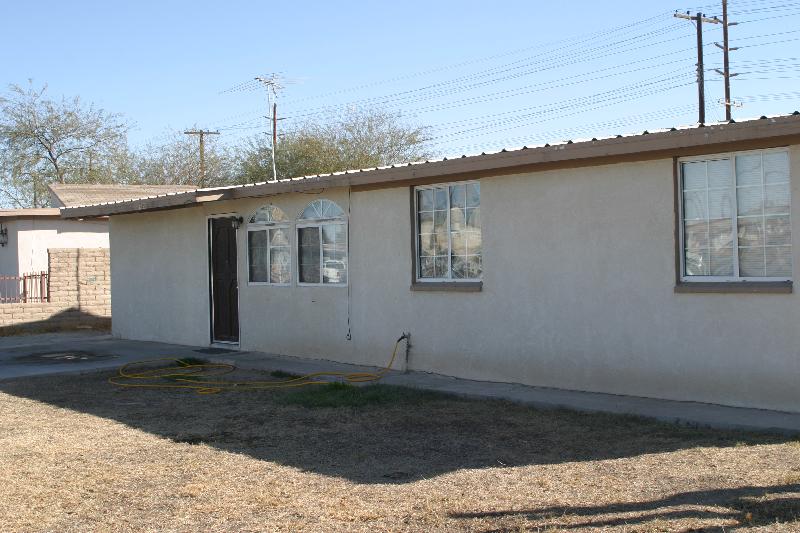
[109,145,800,412]
[0,221,19,276]
[110,208,208,346]
[10,218,108,275]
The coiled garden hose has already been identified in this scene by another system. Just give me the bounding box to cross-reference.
[109,333,410,394]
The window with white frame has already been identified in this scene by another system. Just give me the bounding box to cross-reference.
[247,205,291,284]
[680,149,792,281]
[297,199,347,285]
[415,182,482,281]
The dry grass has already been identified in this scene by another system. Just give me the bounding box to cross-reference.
[0,368,798,532]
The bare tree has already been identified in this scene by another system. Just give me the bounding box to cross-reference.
[0,85,434,207]
[0,82,128,207]
[121,131,235,187]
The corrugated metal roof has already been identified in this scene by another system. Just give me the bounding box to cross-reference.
[61,112,800,218]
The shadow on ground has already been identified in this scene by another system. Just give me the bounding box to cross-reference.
[451,483,800,531]
[0,368,795,487]
[0,307,109,337]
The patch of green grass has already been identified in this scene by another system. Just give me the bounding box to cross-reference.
[270,369,301,379]
[277,382,447,408]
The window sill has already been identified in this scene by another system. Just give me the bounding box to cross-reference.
[410,281,483,292]
[674,281,793,294]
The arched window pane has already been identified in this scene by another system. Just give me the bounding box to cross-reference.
[249,205,288,224]
[299,199,344,220]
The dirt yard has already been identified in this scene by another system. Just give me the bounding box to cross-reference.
[0,367,798,532]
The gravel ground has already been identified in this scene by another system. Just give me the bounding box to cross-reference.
[0,368,798,532]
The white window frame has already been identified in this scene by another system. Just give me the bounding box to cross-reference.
[678,147,792,283]
[296,202,348,287]
[414,180,482,283]
[246,206,291,286]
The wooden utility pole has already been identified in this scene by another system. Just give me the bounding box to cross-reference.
[184,129,220,187]
[674,11,721,124]
[713,0,739,121]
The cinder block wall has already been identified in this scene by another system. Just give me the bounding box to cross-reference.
[0,248,111,335]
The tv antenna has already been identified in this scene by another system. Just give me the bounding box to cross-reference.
[255,74,289,180]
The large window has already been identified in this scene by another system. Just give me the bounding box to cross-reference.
[247,205,291,284]
[297,199,348,285]
[680,149,792,281]
[415,182,482,281]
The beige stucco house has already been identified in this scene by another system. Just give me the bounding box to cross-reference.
[63,114,800,413]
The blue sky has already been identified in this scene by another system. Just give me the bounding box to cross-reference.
[2,0,799,157]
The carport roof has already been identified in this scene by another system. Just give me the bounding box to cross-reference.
[48,184,197,208]
[61,112,800,219]
[0,208,62,220]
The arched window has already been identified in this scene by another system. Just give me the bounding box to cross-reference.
[297,200,347,285]
[299,199,344,220]
[249,205,288,225]
[247,205,291,284]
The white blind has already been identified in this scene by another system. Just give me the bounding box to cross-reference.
[682,158,735,277]
[682,150,791,280]
[735,151,792,278]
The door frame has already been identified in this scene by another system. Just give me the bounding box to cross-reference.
[207,212,241,346]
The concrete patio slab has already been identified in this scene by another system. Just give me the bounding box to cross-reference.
[1,332,798,434]
[0,331,227,379]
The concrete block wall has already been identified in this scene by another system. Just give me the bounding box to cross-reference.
[0,248,111,335]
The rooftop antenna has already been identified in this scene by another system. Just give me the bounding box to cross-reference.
[255,74,285,181]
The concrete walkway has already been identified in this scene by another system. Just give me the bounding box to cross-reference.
[1,332,798,434]
[0,331,214,379]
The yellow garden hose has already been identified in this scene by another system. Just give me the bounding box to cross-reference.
[109,334,409,394]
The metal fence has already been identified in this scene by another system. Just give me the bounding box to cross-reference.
[0,272,49,303]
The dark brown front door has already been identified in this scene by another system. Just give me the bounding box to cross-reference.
[209,217,239,343]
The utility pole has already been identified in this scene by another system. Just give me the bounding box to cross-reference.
[674,11,721,124]
[184,129,220,187]
[255,75,283,181]
[713,0,739,121]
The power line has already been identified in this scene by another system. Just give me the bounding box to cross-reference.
[221,10,680,105]
[203,3,800,157]
[440,104,698,154]
[211,21,691,127]
[427,75,694,145]
[216,30,688,129]
[280,26,693,121]
[217,53,698,134]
